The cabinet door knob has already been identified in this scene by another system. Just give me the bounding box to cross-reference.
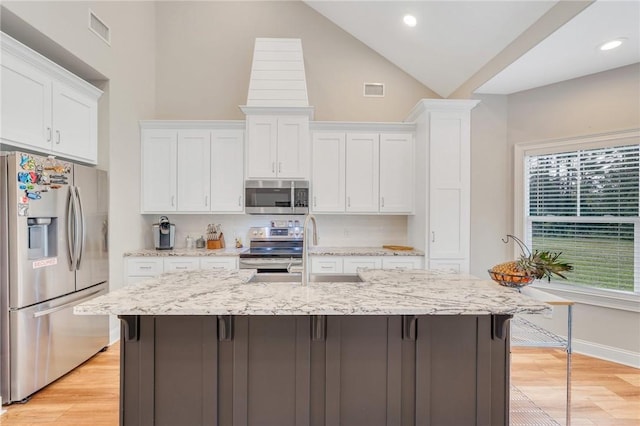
[205,195,208,206]
[238,195,242,207]
[47,127,52,142]
[313,196,317,207]
[432,231,435,243]
[347,196,351,208]
[278,162,282,173]
[381,197,385,208]
[272,162,275,173]
[171,196,175,207]
[55,130,61,144]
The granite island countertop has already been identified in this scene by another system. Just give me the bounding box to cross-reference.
[124,247,424,257]
[75,268,549,316]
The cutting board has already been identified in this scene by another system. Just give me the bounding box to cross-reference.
[382,245,414,251]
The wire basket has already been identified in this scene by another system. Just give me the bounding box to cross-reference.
[487,270,535,288]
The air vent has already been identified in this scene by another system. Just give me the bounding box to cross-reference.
[88,10,110,45]
[364,83,385,97]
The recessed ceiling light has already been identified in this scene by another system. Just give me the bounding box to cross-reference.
[403,15,417,27]
[599,38,626,51]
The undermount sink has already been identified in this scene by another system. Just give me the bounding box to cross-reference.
[247,273,363,283]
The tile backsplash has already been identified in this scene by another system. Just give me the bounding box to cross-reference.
[142,214,408,249]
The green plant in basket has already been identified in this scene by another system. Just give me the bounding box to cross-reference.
[488,235,573,287]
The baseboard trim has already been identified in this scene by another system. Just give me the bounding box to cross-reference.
[573,339,640,368]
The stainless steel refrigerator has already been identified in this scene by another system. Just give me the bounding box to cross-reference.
[0,151,109,404]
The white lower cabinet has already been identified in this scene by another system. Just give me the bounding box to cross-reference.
[164,258,200,272]
[310,257,343,274]
[382,257,424,270]
[124,256,238,285]
[125,258,164,285]
[200,257,238,270]
[343,256,383,273]
[310,256,424,274]
[127,258,164,277]
[428,259,463,273]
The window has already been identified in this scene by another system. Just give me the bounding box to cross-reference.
[518,132,639,295]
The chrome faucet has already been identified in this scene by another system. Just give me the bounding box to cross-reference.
[301,214,318,286]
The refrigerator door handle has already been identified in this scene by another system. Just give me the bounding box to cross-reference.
[32,289,103,318]
[66,187,77,271]
[74,186,86,270]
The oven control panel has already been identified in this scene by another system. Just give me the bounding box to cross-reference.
[249,225,303,240]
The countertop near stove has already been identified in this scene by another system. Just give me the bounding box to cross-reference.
[123,246,424,257]
[123,248,246,257]
[75,268,549,316]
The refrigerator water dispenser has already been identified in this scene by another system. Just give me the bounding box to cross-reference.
[27,218,54,259]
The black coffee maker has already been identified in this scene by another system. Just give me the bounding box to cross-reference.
[152,216,175,250]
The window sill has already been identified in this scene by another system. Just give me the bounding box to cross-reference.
[530,282,640,313]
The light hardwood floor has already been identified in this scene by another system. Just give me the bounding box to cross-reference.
[1,345,638,425]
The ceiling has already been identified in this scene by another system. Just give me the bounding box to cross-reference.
[305,0,640,98]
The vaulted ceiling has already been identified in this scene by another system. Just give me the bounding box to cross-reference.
[305,0,640,98]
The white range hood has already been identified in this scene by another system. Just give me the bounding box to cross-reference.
[246,38,309,108]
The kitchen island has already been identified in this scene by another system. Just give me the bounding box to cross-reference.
[75,268,549,426]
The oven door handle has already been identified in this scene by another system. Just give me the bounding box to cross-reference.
[240,259,302,266]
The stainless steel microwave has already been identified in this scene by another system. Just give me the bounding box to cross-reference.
[245,180,309,215]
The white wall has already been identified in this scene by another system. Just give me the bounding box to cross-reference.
[3,0,157,340]
[502,64,640,366]
[148,0,430,251]
[469,94,510,277]
[143,214,408,250]
[154,1,438,121]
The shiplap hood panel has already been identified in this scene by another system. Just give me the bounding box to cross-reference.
[246,38,309,107]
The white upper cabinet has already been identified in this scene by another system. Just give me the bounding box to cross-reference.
[311,128,414,215]
[177,130,211,212]
[246,115,278,178]
[311,132,346,212]
[0,33,102,164]
[0,51,52,152]
[345,133,379,213]
[276,116,309,178]
[211,129,244,212]
[141,129,178,213]
[50,82,98,163]
[245,113,310,180]
[379,134,414,213]
[140,123,245,214]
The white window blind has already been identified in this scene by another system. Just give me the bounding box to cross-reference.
[525,144,639,293]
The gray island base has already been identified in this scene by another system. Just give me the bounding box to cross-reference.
[75,269,550,426]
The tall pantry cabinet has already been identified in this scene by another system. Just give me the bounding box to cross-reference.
[406,99,479,273]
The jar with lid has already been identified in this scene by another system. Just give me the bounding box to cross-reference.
[196,236,206,249]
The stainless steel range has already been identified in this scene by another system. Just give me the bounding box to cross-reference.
[239,220,303,273]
